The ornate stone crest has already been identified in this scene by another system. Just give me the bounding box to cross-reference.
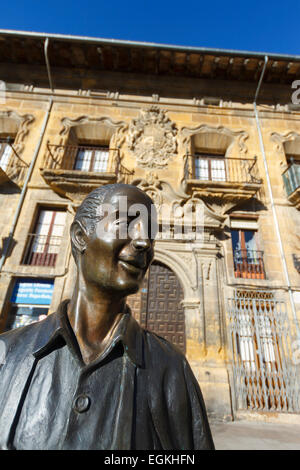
[127,106,177,169]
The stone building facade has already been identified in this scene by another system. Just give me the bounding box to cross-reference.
[0,30,300,422]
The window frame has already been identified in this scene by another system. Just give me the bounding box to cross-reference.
[21,207,67,267]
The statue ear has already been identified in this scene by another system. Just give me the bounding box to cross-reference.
[71,220,88,254]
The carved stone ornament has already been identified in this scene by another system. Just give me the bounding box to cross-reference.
[127,106,177,169]
[0,110,34,185]
[132,174,225,229]
[133,171,163,208]
[181,123,249,155]
[60,115,128,149]
[270,131,300,152]
[0,110,35,155]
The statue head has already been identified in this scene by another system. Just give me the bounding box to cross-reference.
[70,184,158,297]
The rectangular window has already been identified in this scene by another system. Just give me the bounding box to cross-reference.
[0,141,12,172]
[231,229,265,279]
[286,154,300,165]
[6,278,54,330]
[194,153,226,181]
[22,208,66,267]
[74,145,109,172]
[228,291,289,411]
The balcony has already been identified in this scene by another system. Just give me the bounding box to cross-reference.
[233,249,265,279]
[183,154,262,212]
[21,233,63,267]
[41,144,133,203]
[282,161,300,209]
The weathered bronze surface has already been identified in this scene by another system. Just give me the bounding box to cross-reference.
[0,184,215,450]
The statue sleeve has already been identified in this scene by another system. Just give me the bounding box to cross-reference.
[146,340,215,450]
[181,358,215,450]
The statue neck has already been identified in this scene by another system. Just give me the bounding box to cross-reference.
[67,277,127,365]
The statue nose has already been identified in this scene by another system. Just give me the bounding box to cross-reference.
[132,238,151,251]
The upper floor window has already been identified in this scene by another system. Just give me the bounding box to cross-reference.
[74,144,109,172]
[231,228,265,279]
[286,154,300,165]
[0,138,13,172]
[22,208,66,267]
[281,144,300,199]
[194,152,226,181]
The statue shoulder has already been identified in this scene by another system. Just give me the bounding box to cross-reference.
[143,328,186,366]
[0,313,57,361]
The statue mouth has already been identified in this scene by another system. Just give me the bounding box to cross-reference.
[118,256,147,273]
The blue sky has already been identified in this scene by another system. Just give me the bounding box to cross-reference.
[0,0,299,55]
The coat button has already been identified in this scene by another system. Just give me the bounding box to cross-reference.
[73,394,91,413]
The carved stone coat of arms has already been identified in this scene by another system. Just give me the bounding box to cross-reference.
[127,107,177,169]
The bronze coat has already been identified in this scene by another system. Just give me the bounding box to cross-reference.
[0,301,215,450]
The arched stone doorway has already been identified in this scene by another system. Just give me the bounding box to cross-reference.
[127,261,186,354]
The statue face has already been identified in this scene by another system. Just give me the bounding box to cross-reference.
[79,186,157,297]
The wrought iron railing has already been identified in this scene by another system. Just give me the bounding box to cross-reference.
[184,154,261,184]
[44,143,134,182]
[233,249,265,279]
[21,233,63,267]
[45,143,120,173]
[282,161,300,197]
[228,290,300,412]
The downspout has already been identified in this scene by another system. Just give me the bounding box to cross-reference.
[254,55,300,337]
[0,38,54,273]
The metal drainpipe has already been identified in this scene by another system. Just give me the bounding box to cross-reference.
[254,55,300,337]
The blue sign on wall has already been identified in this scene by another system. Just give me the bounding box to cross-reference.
[11,278,54,305]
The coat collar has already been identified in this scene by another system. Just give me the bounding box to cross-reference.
[32,299,144,367]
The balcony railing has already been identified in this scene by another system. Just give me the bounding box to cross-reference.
[45,144,121,173]
[233,249,265,279]
[282,161,300,197]
[184,155,261,184]
[21,233,63,267]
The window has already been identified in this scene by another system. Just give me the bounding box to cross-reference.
[231,229,265,279]
[194,152,226,181]
[22,208,66,267]
[286,154,300,165]
[228,290,290,411]
[282,154,300,197]
[6,278,54,330]
[0,140,13,172]
[6,305,49,330]
[74,145,109,172]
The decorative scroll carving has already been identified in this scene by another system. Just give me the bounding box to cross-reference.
[127,106,177,169]
[181,124,249,155]
[134,171,164,208]
[0,110,34,185]
[270,131,300,152]
[60,115,128,149]
[132,174,225,229]
[0,110,35,155]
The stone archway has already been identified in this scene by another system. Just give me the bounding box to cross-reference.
[127,260,186,354]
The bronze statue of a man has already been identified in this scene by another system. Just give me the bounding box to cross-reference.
[0,184,214,450]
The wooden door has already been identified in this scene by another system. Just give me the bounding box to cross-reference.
[127,261,186,353]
